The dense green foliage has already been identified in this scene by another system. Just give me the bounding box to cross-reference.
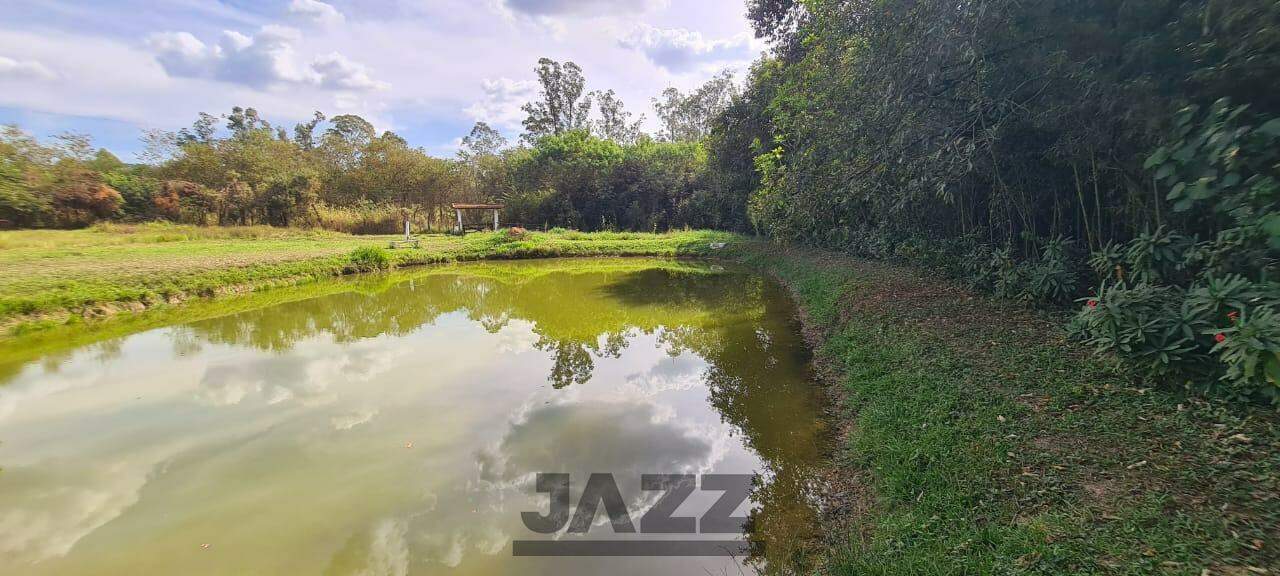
[502,130,725,231]
[735,245,1277,573]
[711,0,1280,401]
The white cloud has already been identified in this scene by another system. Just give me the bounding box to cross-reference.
[146,25,386,91]
[312,52,390,91]
[0,452,158,563]
[622,355,705,396]
[619,24,753,73]
[331,407,379,431]
[501,0,664,17]
[194,342,406,408]
[0,28,394,151]
[0,55,57,81]
[0,0,758,157]
[362,518,411,575]
[217,25,315,87]
[289,0,346,27]
[463,77,537,130]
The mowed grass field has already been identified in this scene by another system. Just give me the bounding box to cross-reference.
[0,223,741,328]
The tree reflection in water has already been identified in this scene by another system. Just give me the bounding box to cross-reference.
[2,259,829,574]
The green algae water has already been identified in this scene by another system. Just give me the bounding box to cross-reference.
[0,258,828,575]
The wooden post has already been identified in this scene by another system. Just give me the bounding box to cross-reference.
[493,209,499,231]
[455,209,463,233]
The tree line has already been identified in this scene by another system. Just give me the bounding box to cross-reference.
[0,58,743,234]
[709,0,1280,401]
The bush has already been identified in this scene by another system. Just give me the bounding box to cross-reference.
[1072,274,1280,401]
[1214,305,1280,403]
[153,180,196,222]
[1071,104,1280,403]
[1069,282,1206,380]
[985,247,1024,301]
[1021,237,1082,305]
[50,170,123,228]
[101,171,158,220]
[1091,227,1195,285]
[346,246,392,272]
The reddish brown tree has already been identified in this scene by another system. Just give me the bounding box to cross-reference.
[50,169,122,227]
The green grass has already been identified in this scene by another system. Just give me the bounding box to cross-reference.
[729,244,1278,575]
[0,223,740,334]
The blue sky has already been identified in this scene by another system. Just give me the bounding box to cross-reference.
[0,0,761,161]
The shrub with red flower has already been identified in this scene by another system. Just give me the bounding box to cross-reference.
[1227,311,1239,323]
[1214,333,1227,344]
[1086,299,1098,309]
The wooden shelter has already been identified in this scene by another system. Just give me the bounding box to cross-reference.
[450,203,504,233]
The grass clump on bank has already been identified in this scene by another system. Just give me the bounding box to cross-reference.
[0,223,740,334]
[345,246,393,272]
[730,244,1278,575]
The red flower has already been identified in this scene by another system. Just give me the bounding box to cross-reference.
[1215,333,1227,344]
[1087,300,1098,309]
[1227,311,1239,323]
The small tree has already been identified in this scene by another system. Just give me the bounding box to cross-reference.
[50,169,122,227]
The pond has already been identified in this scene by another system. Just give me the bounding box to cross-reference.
[0,258,829,575]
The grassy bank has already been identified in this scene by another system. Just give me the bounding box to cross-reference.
[0,223,739,335]
[729,245,1278,575]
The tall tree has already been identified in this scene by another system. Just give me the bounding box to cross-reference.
[293,111,326,151]
[461,122,508,158]
[225,106,270,137]
[521,58,593,145]
[458,122,513,203]
[320,114,377,174]
[746,0,804,42]
[52,132,95,163]
[88,149,125,173]
[0,126,53,226]
[591,90,645,145]
[324,115,376,148]
[139,128,179,164]
[177,113,218,146]
[653,71,737,142]
[359,133,460,231]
